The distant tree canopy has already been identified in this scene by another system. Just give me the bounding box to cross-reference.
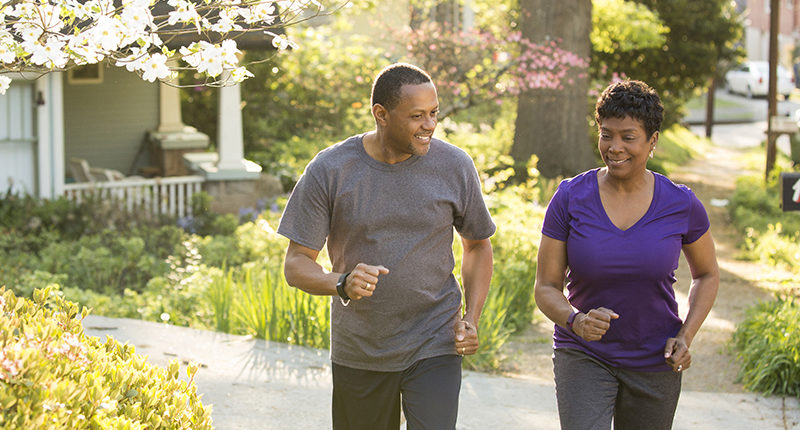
[591,0,743,127]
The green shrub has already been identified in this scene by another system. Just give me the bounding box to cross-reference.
[196,215,287,268]
[35,232,169,295]
[0,287,213,429]
[728,171,800,273]
[740,224,800,273]
[729,173,800,237]
[731,295,800,397]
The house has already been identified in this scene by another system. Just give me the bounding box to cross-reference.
[1,40,281,218]
[734,0,800,67]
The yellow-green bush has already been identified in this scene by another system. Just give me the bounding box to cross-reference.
[0,287,212,429]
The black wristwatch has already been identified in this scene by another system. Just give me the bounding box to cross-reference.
[336,271,351,306]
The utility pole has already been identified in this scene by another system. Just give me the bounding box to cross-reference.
[766,0,779,180]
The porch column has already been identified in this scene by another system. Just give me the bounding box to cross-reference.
[216,76,246,170]
[205,73,261,179]
[148,57,209,176]
[157,59,186,133]
[180,72,260,180]
[36,72,64,199]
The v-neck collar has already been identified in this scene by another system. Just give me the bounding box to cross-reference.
[593,168,658,234]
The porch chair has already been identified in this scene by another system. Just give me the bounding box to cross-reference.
[68,158,127,183]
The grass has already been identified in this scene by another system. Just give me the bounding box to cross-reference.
[686,93,742,110]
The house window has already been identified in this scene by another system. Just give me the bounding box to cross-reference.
[67,64,103,84]
[410,0,474,32]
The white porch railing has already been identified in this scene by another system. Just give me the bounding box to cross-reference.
[63,176,206,218]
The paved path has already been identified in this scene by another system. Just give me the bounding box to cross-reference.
[82,315,800,430]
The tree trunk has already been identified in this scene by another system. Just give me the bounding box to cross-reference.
[511,0,594,179]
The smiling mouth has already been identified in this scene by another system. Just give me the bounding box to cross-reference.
[415,135,432,143]
[607,158,628,165]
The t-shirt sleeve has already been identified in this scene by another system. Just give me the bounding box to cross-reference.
[683,189,710,244]
[276,160,331,251]
[542,180,571,241]
[453,156,496,240]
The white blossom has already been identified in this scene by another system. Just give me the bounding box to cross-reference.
[0,0,341,87]
[220,39,240,65]
[88,16,124,52]
[141,52,170,82]
[167,0,202,33]
[241,2,276,25]
[270,34,297,50]
[206,8,242,33]
[0,75,10,95]
[230,66,254,83]
[115,47,149,72]
[196,43,224,77]
[0,36,15,63]
[25,37,68,69]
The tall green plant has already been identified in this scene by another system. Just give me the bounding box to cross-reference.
[212,266,331,349]
[206,266,235,333]
[731,296,800,397]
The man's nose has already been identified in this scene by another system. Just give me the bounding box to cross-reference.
[423,116,436,129]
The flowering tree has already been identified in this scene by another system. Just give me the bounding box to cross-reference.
[0,0,347,94]
[401,21,588,120]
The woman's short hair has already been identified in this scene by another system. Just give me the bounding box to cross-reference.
[371,63,433,110]
[595,80,664,138]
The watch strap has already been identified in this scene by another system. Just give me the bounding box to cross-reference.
[566,310,578,332]
[336,271,351,306]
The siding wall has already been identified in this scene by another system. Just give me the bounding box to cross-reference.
[0,81,36,195]
[63,63,159,177]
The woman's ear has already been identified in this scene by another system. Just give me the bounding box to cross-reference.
[650,130,659,148]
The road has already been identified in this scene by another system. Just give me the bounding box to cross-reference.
[688,90,797,154]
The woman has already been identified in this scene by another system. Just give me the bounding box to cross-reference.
[534,80,719,430]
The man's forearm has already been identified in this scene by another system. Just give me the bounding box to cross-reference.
[460,238,493,323]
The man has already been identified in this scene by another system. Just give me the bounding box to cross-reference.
[278,63,495,429]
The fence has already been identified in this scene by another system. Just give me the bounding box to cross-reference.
[63,176,205,219]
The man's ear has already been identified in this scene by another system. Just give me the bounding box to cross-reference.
[373,104,388,126]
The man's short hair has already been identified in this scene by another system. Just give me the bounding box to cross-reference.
[595,80,664,138]
[371,63,433,110]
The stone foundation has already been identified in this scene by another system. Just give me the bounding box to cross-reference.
[204,174,284,214]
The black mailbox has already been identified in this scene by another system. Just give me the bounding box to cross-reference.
[781,172,800,211]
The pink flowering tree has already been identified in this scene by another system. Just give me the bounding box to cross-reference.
[0,0,347,94]
[400,21,588,120]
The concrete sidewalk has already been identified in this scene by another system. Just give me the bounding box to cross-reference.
[82,315,800,429]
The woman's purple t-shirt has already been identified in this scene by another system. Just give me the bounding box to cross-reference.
[542,168,709,371]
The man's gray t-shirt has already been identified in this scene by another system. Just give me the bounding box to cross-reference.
[277,133,496,372]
